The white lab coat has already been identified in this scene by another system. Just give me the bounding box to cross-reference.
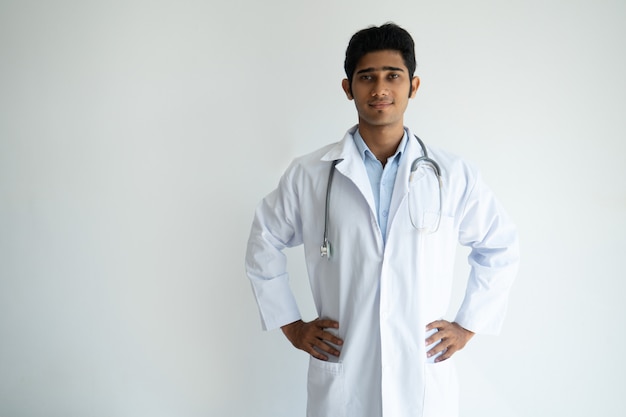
[246,126,519,417]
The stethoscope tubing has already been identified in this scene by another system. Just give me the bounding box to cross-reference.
[321,159,340,258]
[321,135,441,258]
[411,135,441,178]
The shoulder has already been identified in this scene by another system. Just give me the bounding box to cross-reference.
[275,142,340,195]
[425,143,478,181]
[292,142,337,168]
[283,142,340,178]
[406,128,476,179]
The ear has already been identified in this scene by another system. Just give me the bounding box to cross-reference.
[409,76,420,98]
[341,78,353,100]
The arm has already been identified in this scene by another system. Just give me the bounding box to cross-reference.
[245,166,304,331]
[426,170,519,361]
[454,171,520,335]
[246,161,345,358]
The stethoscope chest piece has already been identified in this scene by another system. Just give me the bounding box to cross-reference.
[320,240,330,258]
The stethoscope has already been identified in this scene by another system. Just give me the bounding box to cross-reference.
[321,135,443,258]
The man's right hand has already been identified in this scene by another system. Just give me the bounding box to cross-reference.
[281,318,343,361]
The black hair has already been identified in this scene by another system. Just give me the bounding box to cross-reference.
[344,23,417,92]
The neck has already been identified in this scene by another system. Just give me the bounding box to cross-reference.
[358,122,405,163]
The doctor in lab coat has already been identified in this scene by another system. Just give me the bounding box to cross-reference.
[246,23,519,417]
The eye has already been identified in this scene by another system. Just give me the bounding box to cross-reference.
[388,73,400,80]
[360,74,372,81]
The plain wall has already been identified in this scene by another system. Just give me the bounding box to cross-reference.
[1,0,625,416]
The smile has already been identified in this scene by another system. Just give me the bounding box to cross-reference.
[369,101,393,109]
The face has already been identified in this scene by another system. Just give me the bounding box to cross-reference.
[342,50,420,131]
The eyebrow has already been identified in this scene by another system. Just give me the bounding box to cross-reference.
[356,66,405,74]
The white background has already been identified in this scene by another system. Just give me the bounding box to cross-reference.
[1,0,625,416]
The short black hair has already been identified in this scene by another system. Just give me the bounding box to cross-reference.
[344,23,417,89]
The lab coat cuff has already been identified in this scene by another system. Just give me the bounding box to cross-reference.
[250,272,301,331]
[454,308,505,335]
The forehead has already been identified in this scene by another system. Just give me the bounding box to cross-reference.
[354,50,407,72]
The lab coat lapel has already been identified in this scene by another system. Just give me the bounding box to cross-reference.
[388,129,422,231]
[321,127,377,219]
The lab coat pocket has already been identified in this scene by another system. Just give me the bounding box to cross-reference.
[306,358,345,417]
[423,360,459,417]
[408,162,441,230]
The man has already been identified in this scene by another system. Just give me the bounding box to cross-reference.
[245,23,519,417]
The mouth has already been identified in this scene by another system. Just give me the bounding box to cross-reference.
[369,101,393,110]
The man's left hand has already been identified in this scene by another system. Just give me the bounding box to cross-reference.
[425,320,474,363]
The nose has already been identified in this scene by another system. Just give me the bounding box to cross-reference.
[371,79,389,97]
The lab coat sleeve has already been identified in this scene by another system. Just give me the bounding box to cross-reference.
[454,170,520,335]
[245,162,304,331]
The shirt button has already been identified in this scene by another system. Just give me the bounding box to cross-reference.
[382,210,388,217]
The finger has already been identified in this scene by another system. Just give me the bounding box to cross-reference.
[313,320,343,345]
[424,331,443,346]
[426,322,458,345]
[312,339,341,357]
[434,345,457,363]
[426,340,447,358]
[301,330,341,356]
[316,319,340,330]
[318,330,343,346]
[304,335,334,360]
[425,319,448,331]
[309,347,329,361]
[425,326,449,346]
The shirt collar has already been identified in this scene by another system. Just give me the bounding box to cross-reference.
[352,128,409,163]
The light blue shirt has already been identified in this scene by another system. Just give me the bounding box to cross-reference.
[353,129,408,243]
